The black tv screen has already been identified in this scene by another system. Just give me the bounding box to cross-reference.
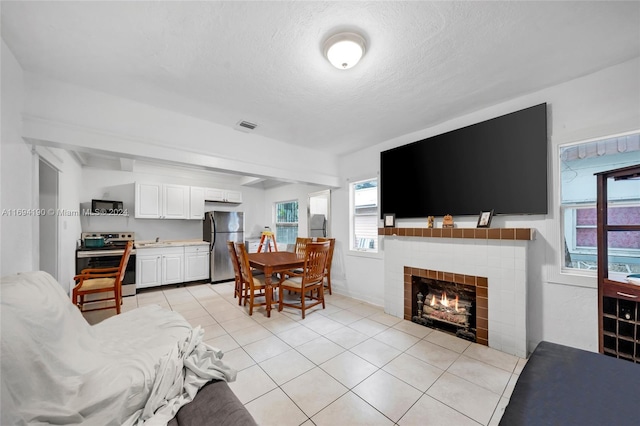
[380,103,548,218]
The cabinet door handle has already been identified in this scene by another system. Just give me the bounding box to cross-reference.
[616,291,638,299]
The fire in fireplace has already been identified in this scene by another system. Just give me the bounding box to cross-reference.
[412,275,476,342]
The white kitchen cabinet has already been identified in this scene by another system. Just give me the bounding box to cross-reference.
[184,245,210,282]
[162,184,189,219]
[135,182,162,219]
[204,188,243,204]
[204,188,225,202]
[161,248,185,284]
[189,186,205,220]
[135,182,189,219]
[136,251,162,289]
[245,239,261,253]
[224,190,243,203]
[136,247,184,288]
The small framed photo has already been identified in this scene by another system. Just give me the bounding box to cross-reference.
[477,210,494,228]
[384,213,396,228]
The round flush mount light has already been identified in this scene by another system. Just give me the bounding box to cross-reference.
[323,32,366,70]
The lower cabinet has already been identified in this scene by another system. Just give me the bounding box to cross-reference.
[184,245,210,282]
[136,245,209,289]
[136,247,184,289]
[161,248,185,285]
[136,252,162,289]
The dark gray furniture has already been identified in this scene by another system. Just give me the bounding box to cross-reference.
[168,380,257,426]
[500,341,640,425]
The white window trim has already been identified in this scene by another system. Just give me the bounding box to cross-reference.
[273,199,299,245]
[548,129,640,289]
[348,177,380,257]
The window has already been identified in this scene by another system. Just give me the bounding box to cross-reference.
[350,178,378,252]
[275,200,298,246]
[560,132,640,274]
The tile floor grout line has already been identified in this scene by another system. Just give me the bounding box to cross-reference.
[97,282,514,425]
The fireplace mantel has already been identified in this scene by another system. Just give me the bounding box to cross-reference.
[379,227,534,240]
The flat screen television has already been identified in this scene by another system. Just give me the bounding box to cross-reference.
[380,103,548,218]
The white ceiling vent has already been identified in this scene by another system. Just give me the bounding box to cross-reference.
[235,120,258,133]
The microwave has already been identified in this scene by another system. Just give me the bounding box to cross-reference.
[92,199,124,214]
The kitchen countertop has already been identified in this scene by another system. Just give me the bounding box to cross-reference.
[135,239,208,248]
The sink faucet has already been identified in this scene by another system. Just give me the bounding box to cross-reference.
[155,237,160,243]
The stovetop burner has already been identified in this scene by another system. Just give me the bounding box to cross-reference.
[79,232,135,251]
[77,242,130,251]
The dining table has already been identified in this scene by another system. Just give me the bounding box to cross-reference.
[247,251,305,317]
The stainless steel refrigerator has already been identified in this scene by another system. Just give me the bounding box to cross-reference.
[309,214,327,238]
[203,211,244,283]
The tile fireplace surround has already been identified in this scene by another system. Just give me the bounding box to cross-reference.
[380,227,533,358]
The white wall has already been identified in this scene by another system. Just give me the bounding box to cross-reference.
[1,40,34,276]
[21,74,340,188]
[336,57,640,352]
[1,41,83,289]
[263,183,319,240]
[80,166,266,241]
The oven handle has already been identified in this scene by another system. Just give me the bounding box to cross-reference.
[76,249,136,258]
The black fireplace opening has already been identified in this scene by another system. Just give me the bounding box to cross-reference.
[411,275,477,342]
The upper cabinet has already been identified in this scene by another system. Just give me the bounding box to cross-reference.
[135,182,162,218]
[204,188,243,204]
[163,184,189,219]
[189,186,205,220]
[136,183,242,220]
[135,183,189,219]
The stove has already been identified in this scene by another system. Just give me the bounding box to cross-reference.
[76,232,137,296]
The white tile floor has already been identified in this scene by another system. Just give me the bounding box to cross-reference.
[84,282,526,426]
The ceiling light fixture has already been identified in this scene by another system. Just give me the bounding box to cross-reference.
[323,32,366,70]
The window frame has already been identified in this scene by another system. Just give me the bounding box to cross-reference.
[349,177,380,256]
[550,129,640,288]
[274,199,299,246]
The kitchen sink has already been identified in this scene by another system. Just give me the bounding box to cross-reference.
[135,242,176,248]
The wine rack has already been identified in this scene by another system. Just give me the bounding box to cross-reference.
[602,295,640,363]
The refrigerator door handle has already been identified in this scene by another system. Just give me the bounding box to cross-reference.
[210,214,216,252]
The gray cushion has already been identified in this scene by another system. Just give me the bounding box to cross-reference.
[168,380,257,426]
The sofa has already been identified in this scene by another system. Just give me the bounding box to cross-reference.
[500,341,640,425]
[0,271,256,425]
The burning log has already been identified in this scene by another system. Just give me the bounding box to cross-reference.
[423,291,471,326]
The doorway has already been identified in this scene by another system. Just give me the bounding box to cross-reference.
[39,158,58,279]
[308,189,330,238]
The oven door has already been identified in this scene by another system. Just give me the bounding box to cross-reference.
[76,252,136,296]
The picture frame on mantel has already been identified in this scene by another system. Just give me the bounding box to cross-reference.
[477,210,494,228]
[384,213,396,227]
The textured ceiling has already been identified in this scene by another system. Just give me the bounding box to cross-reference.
[2,1,639,157]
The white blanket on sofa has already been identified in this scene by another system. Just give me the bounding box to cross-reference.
[0,271,236,425]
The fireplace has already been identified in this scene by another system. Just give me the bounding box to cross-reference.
[383,229,530,357]
[405,267,488,346]
[412,275,476,342]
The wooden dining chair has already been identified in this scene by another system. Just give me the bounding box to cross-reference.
[227,241,245,306]
[72,240,133,314]
[293,237,312,256]
[235,242,274,315]
[287,237,312,277]
[316,237,336,295]
[278,241,330,319]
